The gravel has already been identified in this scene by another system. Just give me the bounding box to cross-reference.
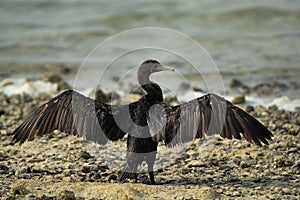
[0,85,299,199]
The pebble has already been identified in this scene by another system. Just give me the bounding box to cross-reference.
[43,73,70,91]
[79,151,93,160]
[253,81,289,96]
[188,160,206,168]
[233,156,242,165]
[232,191,241,197]
[229,79,251,94]
[0,164,9,174]
[240,160,251,168]
[281,188,291,195]
[58,190,76,200]
[232,94,246,104]
[80,165,91,173]
[245,105,255,112]
[283,124,300,136]
[1,81,300,199]
[107,174,118,182]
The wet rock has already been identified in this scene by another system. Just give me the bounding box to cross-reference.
[232,94,246,104]
[230,79,243,88]
[43,73,70,91]
[193,86,206,93]
[268,105,279,112]
[229,79,251,94]
[59,65,72,74]
[43,73,64,83]
[253,81,289,96]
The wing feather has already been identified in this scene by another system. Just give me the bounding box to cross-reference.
[153,94,273,147]
[13,90,133,145]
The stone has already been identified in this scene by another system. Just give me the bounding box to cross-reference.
[79,151,93,160]
[240,160,251,168]
[107,174,118,182]
[80,165,91,173]
[58,190,76,200]
[232,94,246,104]
[188,160,206,168]
[229,79,251,94]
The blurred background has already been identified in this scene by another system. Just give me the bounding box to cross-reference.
[0,0,299,108]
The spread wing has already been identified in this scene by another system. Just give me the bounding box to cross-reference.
[13,90,134,144]
[150,94,273,147]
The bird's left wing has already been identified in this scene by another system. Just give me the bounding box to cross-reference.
[150,94,273,147]
[13,90,134,144]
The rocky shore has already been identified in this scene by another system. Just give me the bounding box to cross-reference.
[0,78,299,199]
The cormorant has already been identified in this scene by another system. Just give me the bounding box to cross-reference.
[13,60,273,184]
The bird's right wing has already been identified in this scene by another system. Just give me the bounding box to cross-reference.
[150,94,273,147]
[13,90,133,144]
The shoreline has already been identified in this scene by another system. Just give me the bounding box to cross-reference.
[1,74,299,112]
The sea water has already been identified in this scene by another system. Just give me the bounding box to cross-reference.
[0,0,299,109]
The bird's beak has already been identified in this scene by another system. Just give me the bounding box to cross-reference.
[160,65,175,72]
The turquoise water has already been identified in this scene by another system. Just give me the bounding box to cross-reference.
[0,0,299,101]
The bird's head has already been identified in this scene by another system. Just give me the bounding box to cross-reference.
[140,59,174,74]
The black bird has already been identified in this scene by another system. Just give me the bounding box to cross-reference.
[13,60,273,184]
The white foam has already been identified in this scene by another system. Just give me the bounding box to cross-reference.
[0,78,58,96]
[268,96,300,111]
[179,92,300,111]
[1,78,298,111]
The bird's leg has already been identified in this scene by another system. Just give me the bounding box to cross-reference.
[118,166,137,183]
[147,153,156,185]
[119,152,139,183]
[149,171,155,185]
[134,173,138,183]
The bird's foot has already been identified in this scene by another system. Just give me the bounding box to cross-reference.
[118,171,138,183]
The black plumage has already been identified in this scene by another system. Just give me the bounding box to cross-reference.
[13,59,273,184]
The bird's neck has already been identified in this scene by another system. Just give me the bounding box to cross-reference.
[138,71,163,102]
[142,82,163,102]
